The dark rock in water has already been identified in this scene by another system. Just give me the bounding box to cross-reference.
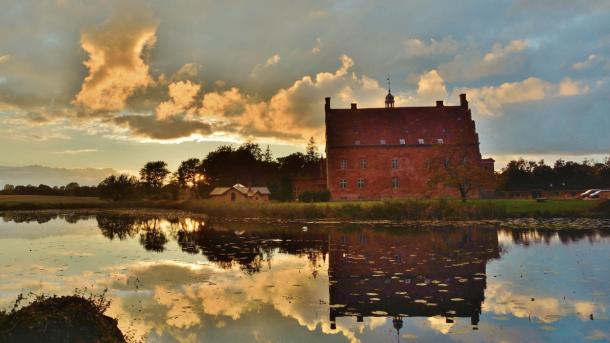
[0,295,125,343]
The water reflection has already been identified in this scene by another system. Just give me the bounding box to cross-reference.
[328,228,499,334]
[0,212,609,342]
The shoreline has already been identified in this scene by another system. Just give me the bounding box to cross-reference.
[2,207,610,231]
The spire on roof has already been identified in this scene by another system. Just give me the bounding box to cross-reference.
[385,74,395,108]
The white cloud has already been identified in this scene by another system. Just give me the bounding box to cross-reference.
[404,37,459,57]
[73,6,158,111]
[438,40,530,82]
[311,37,322,54]
[572,54,603,70]
[454,76,588,116]
[250,54,281,77]
[52,149,99,155]
[156,80,201,120]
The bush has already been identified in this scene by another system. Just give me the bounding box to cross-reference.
[298,190,331,202]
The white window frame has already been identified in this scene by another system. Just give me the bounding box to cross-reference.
[391,159,398,169]
[437,138,444,144]
[418,138,425,145]
[360,159,367,169]
[380,139,386,145]
[357,178,365,189]
[399,139,406,145]
[339,179,347,189]
[340,159,347,170]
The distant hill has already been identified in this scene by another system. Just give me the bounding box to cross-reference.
[0,165,118,187]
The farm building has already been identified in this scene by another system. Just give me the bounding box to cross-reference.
[209,184,271,202]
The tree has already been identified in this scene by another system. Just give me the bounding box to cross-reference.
[426,141,496,202]
[176,158,201,188]
[98,174,139,201]
[305,136,319,163]
[140,161,170,190]
[2,184,15,193]
[263,145,273,163]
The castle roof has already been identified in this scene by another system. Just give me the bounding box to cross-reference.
[325,94,478,148]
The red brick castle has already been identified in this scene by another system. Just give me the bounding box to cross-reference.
[324,90,494,200]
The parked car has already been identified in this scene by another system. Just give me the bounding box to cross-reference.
[589,190,610,199]
[580,189,601,198]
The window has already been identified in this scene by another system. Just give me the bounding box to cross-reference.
[380,139,386,145]
[418,138,425,145]
[399,139,406,145]
[339,179,347,189]
[340,159,347,170]
[437,138,444,144]
[391,159,398,169]
[360,159,367,169]
[231,192,236,202]
[357,178,365,189]
[354,140,361,145]
[392,177,400,189]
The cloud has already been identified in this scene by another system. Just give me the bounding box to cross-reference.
[156,80,201,120]
[113,115,212,141]
[572,54,604,70]
[438,40,530,82]
[0,165,116,186]
[0,55,10,64]
[52,149,99,155]
[193,55,389,142]
[455,76,588,116]
[404,37,458,57]
[172,63,200,81]
[311,38,322,54]
[73,5,158,112]
[250,54,281,78]
[415,70,447,100]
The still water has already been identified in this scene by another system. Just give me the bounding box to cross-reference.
[0,211,608,342]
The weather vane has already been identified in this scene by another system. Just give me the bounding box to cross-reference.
[387,74,391,92]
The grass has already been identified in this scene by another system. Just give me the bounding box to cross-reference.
[0,290,125,343]
[0,195,607,220]
[0,195,105,207]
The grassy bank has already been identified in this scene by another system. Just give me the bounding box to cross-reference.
[1,195,608,220]
[0,292,124,342]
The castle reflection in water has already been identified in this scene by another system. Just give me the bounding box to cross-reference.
[328,227,499,331]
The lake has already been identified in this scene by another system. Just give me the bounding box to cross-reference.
[0,211,608,342]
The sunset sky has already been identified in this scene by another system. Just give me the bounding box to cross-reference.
[1,0,609,184]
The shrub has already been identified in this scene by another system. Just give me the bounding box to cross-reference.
[299,190,331,203]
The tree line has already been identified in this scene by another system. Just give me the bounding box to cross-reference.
[1,182,98,197]
[497,158,610,191]
[97,138,323,201]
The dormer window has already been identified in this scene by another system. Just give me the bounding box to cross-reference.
[418,138,425,145]
[380,139,386,145]
[437,138,444,144]
[399,139,406,145]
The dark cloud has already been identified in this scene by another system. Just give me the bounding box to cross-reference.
[113,115,212,140]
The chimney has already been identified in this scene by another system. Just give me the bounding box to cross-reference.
[325,97,331,110]
[459,93,468,107]
[351,103,357,110]
[436,100,444,107]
